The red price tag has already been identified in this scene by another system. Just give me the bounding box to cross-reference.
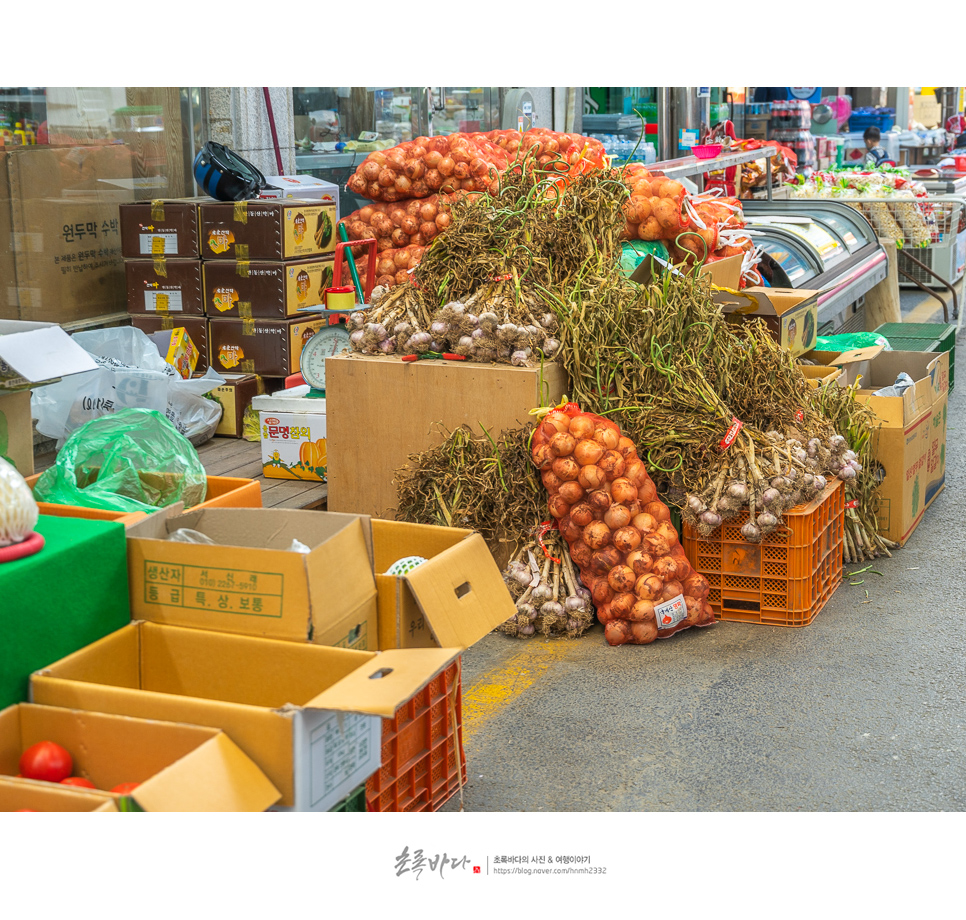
[845,499,859,509]
[795,409,804,423]
[537,521,561,563]
[719,417,744,451]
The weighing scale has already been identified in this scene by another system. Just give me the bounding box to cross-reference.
[293,236,377,398]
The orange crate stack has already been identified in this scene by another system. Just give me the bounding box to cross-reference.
[682,480,845,627]
[366,658,467,812]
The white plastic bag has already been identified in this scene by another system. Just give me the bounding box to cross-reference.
[31,326,225,448]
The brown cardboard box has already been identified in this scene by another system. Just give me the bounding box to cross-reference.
[809,346,949,545]
[913,94,942,129]
[125,507,377,649]
[208,315,326,376]
[0,319,99,390]
[125,258,204,315]
[130,313,209,374]
[203,257,334,318]
[0,146,134,324]
[210,373,265,437]
[199,199,336,261]
[716,286,819,356]
[0,389,33,476]
[325,354,569,520]
[124,506,515,654]
[0,775,117,811]
[118,198,206,259]
[30,620,460,810]
[0,703,280,811]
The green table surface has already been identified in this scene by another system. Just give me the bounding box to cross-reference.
[0,514,130,708]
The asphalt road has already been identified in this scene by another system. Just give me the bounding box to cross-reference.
[442,291,965,813]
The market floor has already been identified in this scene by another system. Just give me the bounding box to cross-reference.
[441,283,966,813]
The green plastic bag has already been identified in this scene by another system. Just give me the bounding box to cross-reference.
[812,332,891,352]
[620,240,669,278]
[33,408,208,513]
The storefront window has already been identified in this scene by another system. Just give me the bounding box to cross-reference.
[0,87,205,326]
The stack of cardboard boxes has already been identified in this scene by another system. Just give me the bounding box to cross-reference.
[119,183,340,437]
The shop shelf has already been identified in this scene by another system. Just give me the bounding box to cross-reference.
[873,322,957,393]
[329,784,367,812]
[682,480,844,627]
[366,658,466,813]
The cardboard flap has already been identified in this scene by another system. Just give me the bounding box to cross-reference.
[132,732,281,812]
[715,286,819,316]
[403,532,517,649]
[826,344,886,367]
[0,324,98,384]
[305,648,461,718]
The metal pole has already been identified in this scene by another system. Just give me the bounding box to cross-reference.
[656,87,671,161]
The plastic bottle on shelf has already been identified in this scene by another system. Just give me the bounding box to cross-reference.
[12,122,26,146]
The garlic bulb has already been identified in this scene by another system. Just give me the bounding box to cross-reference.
[0,457,39,547]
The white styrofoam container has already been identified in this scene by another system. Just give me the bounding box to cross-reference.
[252,386,327,482]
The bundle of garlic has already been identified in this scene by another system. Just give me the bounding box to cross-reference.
[680,430,858,542]
[347,286,561,365]
[498,528,595,639]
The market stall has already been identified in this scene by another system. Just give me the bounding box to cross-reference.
[0,121,953,810]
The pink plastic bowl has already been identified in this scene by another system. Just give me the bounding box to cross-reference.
[691,144,722,160]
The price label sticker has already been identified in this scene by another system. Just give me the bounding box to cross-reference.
[655,594,687,630]
[719,417,744,451]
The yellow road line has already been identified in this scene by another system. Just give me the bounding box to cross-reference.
[460,643,564,741]
[904,291,951,325]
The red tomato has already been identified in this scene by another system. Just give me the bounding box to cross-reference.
[19,741,73,783]
[110,782,140,795]
[60,776,96,789]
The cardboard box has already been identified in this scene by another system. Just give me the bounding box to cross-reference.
[199,199,336,261]
[325,354,569,521]
[0,775,117,811]
[208,315,326,377]
[801,364,842,389]
[124,506,515,654]
[0,319,99,390]
[146,326,199,379]
[711,275,819,356]
[125,257,204,315]
[0,703,280,811]
[26,472,262,517]
[369,518,517,652]
[913,95,942,129]
[125,506,375,649]
[130,313,209,375]
[0,389,33,476]
[260,175,340,217]
[210,373,265,438]
[811,346,949,545]
[1,146,134,324]
[118,198,206,259]
[30,620,461,810]
[253,386,327,481]
[203,257,335,318]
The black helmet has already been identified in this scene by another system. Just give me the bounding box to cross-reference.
[193,141,267,201]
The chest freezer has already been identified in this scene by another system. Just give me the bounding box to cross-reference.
[740,199,888,334]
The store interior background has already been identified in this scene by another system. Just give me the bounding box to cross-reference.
[1,85,960,328]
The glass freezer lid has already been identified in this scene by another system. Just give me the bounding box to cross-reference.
[745,216,847,266]
[754,237,817,286]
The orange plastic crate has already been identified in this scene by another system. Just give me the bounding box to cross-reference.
[366,658,466,813]
[682,480,844,627]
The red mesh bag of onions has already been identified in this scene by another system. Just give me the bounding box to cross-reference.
[341,191,469,259]
[345,135,508,203]
[531,404,715,646]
